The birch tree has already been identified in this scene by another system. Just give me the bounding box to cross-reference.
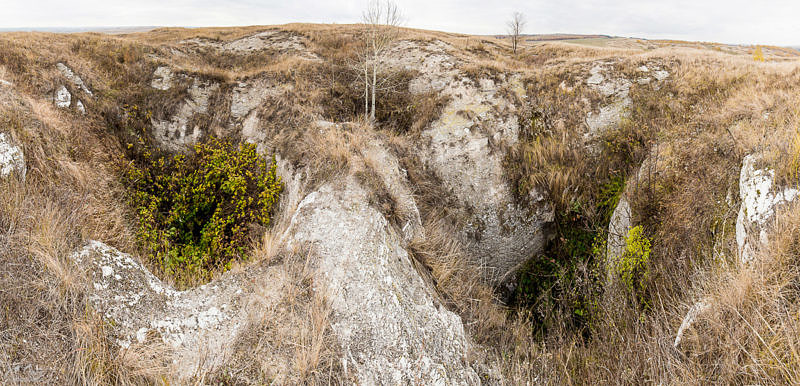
[507,11,526,55]
[359,0,403,122]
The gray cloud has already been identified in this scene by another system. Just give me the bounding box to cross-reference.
[1,0,798,45]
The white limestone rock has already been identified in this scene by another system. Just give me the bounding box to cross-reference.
[362,140,424,244]
[283,179,479,384]
[0,133,25,180]
[54,86,71,108]
[151,66,174,90]
[736,154,799,263]
[56,63,92,96]
[151,80,219,152]
[384,40,554,287]
[69,241,272,379]
[673,300,710,348]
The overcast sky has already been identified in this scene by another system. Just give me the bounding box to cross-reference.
[2,0,798,46]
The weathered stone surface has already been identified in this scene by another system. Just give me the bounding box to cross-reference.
[54,85,71,108]
[283,179,479,384]
[607,195,632,268]
[181,31,319,59]
[70,241,277,379]
[56,63,92,96]
[362,140,424,244]
[152,80,219,152]
[231,78,286,119]
[151,66,174,90]
[385,39,554,287]
[0,132,25,179]
[736,154,799,263]
[584,63,669,137]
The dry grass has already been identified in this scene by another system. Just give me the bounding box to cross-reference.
[209,247,346,385]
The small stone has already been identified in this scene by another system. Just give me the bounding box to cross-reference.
[54,86,71,108]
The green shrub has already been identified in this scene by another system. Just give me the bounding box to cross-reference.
[616,225,652,307]
[123,137,282,285]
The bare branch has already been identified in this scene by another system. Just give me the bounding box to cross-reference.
[359,0,404,122]
[506,11,526,55]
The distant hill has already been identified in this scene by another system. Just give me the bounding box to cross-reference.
[0,26,156,34]
[490,33,613,41]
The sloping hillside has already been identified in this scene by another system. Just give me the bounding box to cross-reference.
[2,24,800,384]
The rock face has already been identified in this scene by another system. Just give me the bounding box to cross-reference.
[283,179,479,384]
[0,132,25,180]
[70,241,273,379]
[72,174,479,383]
[151,79,219,152]
[675,153,799,348]
[736,154,799,263]
[362,140,424,244]
[584,63,668,138]
[385,39,554,287]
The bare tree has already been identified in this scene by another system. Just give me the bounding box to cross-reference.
[507,11,526,55]
[359,0,403,122]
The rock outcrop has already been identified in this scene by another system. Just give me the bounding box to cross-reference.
[70,241,268,378]
[181,30,320,60]
[385,39,554,288]
[151,66,174,90]
[283,179,478,384]
[675,153,798,348]
[736,154,799,263]
[584,62,668,138]
[151,78,219,152]
[72,175,479,383]
[56,63,92,96]
[0,132,25,180]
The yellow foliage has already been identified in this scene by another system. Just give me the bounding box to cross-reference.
[753,46,765,62]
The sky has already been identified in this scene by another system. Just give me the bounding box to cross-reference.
[1,0,798,46]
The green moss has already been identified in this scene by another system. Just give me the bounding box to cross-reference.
[615,225,652,308]
[122,136,282,285]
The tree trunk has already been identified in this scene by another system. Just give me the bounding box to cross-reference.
[371,57,377,121]
[364,59,369,121]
